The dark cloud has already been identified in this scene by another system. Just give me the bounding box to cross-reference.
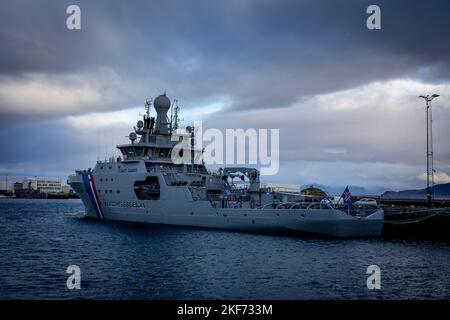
[1,0,450,188]
[0,119,94,177]
[1,0,450,113]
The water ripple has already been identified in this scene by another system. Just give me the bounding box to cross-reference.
[1,198,450,299]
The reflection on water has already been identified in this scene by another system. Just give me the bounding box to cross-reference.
[0,199,449,299]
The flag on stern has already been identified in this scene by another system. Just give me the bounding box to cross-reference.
[341,186,354,208]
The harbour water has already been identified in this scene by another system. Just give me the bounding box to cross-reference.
[0,198,449,299]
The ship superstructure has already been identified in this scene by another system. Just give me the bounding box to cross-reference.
[68,93,383,237]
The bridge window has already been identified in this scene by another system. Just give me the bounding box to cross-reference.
[134,176,160,200]
[119,147,136,158]
[135,147,144,157]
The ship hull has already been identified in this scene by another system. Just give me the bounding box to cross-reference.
[110,209,384,238]
[68,169,383,238]
[78,194,384,238]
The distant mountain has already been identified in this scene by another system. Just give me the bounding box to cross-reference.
[382,183,450,199]
[301,184,391,196]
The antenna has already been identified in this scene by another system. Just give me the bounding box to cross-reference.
[170,99,180,132]
[145,99,152,117]
[191,125,195,172]
[170,99,174,133]
[111,133,115,161]
[172,100,180,131]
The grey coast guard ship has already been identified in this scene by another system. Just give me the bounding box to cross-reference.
[68,93,384,237]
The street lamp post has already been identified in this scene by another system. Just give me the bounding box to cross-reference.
[419,94,439,207]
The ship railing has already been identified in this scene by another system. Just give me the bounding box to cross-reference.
[258,202,308,209]
[305,202,334,210]
[248,200,382,217]
[330,203,381,218]
[96,156,121,164]
[258,201,350,211]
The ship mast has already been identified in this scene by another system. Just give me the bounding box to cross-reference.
[172,100,180,132]
[145,99,151,118]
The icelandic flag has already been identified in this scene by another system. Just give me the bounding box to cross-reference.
[341,186,354,208]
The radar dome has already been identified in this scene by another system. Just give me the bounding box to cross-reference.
[154,93,171,112]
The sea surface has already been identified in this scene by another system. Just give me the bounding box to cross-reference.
[0,198,449,299]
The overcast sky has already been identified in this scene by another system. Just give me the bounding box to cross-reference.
[1,0,450,191]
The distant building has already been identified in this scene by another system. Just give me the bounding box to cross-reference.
[13,182,22,195]
[61,185,71,194]
[301,185,327,197]
[22,178,62,194]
